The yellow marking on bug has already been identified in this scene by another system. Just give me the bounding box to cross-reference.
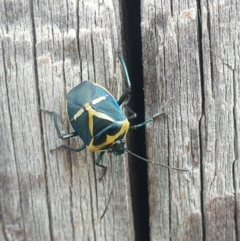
[92,96,106,105]
[83,102,130,152]
[88,120,130,152]
[84,103,116,137]
[71,108,84,121]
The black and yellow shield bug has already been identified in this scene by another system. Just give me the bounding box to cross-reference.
[41,51,188,218]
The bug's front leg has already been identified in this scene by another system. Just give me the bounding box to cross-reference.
[95,151,107,181]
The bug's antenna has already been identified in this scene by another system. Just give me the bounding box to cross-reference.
[125,149,189,172]
[100,157,120,219]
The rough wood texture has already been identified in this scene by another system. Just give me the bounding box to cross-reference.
[0,0,134,240]
[141,0,239,240]
[201,1,238,240]
[1,0,239,240]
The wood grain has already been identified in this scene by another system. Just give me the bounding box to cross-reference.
[0,0,134,240]
[0,0,239,240]
[141,0,239,240]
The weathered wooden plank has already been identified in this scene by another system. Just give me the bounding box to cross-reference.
[35,0,134,240]
[0,0,134,240]
[201,0,238,240]
[0,4,51,241]
[141,0,239,240]
[141,1,202,240]
[2,0,239,240]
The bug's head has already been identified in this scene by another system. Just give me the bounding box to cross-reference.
[108,140,125,155]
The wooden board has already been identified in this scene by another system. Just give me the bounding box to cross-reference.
[0,0,134,240]
[0,0,239,240]
[141,0,239,240]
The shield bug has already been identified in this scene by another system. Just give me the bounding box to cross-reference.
[41,51,188,218]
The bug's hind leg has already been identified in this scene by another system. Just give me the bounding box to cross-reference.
[40,109,78,139]
[117,52,138,120]
[117,52,132,106]
[40,109,84,152]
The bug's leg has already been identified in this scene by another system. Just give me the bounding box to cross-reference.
[40,109,78,139]
[117,88,131,106]
[41,109,84,152]
[117,52,139,120]
[130,112,166,130]
[117,89,138,120]
[95,151,107,181]
[100,156,120,219]
[50,144,86,152]
[124,104,137,120]
[117,52,132,106]
[118,52,131,89]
